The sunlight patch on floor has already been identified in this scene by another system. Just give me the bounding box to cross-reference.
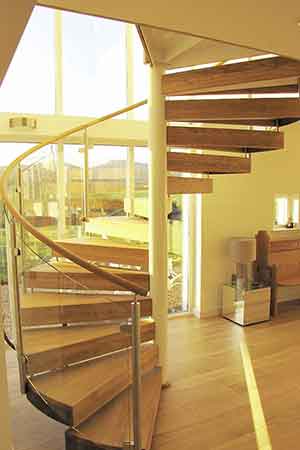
[240,339,272,450]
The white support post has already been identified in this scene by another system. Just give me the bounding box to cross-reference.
[54,11,65,238]
[125,24,135,217]
[149,64,168,383]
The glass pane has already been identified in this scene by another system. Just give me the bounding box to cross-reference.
[62,12,126,117]
[87,146,127,219]
[21,145,58,243]
[0,6,55,114]
[168,195,186,313]
[64,144,84,238]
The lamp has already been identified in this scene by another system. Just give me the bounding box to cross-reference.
[229,238,256,290]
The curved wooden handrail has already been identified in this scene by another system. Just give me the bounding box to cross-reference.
[0,100,148,296]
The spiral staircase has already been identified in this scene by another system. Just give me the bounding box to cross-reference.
[1,54,300,450]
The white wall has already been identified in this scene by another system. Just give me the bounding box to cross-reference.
[201,122,300,316]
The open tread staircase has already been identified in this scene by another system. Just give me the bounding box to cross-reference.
[4,53,300,450]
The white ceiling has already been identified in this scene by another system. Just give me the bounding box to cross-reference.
[38,0,300,61]
[138,26,264,69]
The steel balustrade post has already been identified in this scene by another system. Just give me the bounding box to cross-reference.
[17,164,26,292]
[131,300,142,450]
[82,130,89,222]
[7,219,26,394]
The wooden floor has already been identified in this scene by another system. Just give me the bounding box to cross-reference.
[7,303,300,449]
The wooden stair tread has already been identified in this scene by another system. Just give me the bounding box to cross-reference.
[168,176,213,194]
[27,342,158,426]
[197,118,299,128]
[23,319,154,354]
[28,261,148,276]
[165,98,300,123]
[65,367,162,450]
[167,152,251,174]
[25,261,150,292]
[54,238,149,271]
[167,126,284,153]
[23,323,120,354]
[21,292,152,326]
[21,292,150,309]
[162,56,300,96]
[55,238,147,251]
[23,319,155,374]
[277,275,300,286]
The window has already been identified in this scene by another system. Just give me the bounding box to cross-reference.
[62,12,126,117]
[274,195,300,229]
[0,6,55,114]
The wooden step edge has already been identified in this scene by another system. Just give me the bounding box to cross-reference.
[168,176,213,195]
[21,295,153,327]
[73,345,159,426]
[166,125,284,153]
[26,343,159,427]
[26,380,73,425]
[65,368,162,450]
[25,320,155,375]
[143,368,162,450]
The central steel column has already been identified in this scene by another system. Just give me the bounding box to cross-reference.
[149,64,168,383]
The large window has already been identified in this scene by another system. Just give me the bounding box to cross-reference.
[62,12,126,117]
[0,6,55,114]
